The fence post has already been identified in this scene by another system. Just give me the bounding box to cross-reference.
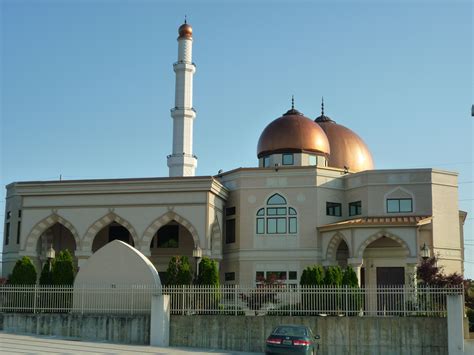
[234,285,238,316]
[447,293,464,355]
[182,285,185,316]
[33,284,38,314]
[345,285,348,317]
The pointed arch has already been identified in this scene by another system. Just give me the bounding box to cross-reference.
[140,211,199,254]
[210,217,222,259]
[267,193,287,205]
[356,230,412,258]
[82,212,139,252]
[326,232,351,261]
[24,213,80,254]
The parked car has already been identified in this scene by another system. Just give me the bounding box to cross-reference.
[265,324,320,354]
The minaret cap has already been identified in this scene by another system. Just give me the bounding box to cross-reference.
[178,18,193,39]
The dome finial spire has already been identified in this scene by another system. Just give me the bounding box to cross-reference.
[291,95,295,110]
[184,14,187,24]
[321,96,324,116]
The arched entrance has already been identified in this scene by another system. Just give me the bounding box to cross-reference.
[37,223,78,268]
[361,235,410,286]
[92,221,135,253]
[149,220,196,283]
[336,240,349,268]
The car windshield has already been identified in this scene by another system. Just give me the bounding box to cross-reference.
[273,326,307,337]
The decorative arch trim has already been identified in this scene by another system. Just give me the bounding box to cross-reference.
[24,213,80,254]
[326,232,351,261]
[82,212,139,252]
[210,217,222,258]
[141,211,200,253]
[356,230,412,258]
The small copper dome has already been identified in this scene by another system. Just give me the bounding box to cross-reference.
[178,23,192,39]
[257,108,330,158]
[315,114,374,172]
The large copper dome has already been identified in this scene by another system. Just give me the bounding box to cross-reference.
[257,108,330,158]
[315,114,374,172]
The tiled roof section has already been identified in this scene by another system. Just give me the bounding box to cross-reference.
[319,216,432,230]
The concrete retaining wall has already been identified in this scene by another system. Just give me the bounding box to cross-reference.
[0,313,149,344]
[0,313,448,354]
[170,315,448,354]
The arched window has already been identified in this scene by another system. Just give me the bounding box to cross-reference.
[256,194,297,235]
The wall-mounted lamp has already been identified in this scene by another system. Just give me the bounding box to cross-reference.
[420,242,430,260]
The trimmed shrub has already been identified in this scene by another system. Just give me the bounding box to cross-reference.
[166,256,193,285]
[39,261,54,285]
[324,266,343,286]
[9,256,37,285]
[196,257,219,286]
[52,250,75,285]
[300,265,324,286]
[342,266,359,287]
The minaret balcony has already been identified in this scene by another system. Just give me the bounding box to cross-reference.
[170,107,196,119]
[173,62,196,73]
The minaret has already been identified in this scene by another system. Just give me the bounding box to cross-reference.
[167,19,197,177]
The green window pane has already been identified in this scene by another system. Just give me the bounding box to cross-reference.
[289,217,297,234]
[289,207,297,215]
[276,218,286,233]
[267,208,277,215]
[267,193,287,205]
[267,219,277,233]
[257,218,265,234]
[282,154,294,165]
[257,208,265,216]
[308,155,317,166]
[276,207,286,215]
[387,199,399,212]
[400,199,412,212]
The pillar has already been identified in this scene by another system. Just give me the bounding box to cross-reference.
[447,294,464,355]
[150,294,170,347]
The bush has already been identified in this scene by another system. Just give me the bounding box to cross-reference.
[39,261,54,285]
[52,250,75,285]
[196,257,219,286]
[300,265,324,286]
[166,256,193,285]
[9,256,37,285]
[342,266,359,287]
[324,266,343,286]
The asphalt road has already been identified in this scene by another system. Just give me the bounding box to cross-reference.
[0,332,263,355]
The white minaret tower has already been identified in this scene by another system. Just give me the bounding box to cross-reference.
[167,19,197,177]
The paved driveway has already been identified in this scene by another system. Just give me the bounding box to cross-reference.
[0,332,262,355]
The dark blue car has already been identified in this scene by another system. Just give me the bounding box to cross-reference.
[265,324,320,355]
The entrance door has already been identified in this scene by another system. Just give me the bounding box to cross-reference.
[376,267,405,286]
[376,267,405,315]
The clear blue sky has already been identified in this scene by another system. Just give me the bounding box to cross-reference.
[1,0,473,276]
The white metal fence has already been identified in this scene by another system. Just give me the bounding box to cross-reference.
[0,284,463,317]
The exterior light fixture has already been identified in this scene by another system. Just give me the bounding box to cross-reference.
[46,244,55,260]
[420,242,430,260]
[46,244,56,272]
[193,246,202,279]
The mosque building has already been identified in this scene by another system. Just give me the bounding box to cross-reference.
[2,21,466,286]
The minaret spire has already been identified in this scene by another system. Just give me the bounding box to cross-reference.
[167,20,197,177]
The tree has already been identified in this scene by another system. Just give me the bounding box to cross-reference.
[324,266,343,286]
[166,256,193,285]
[417,255,463,287]
[342,266,359,287]
[196,257,219,286]
[52,250,75,285]
[300,265,324,286]
[9,256,37,285]
[39,261,54,285]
